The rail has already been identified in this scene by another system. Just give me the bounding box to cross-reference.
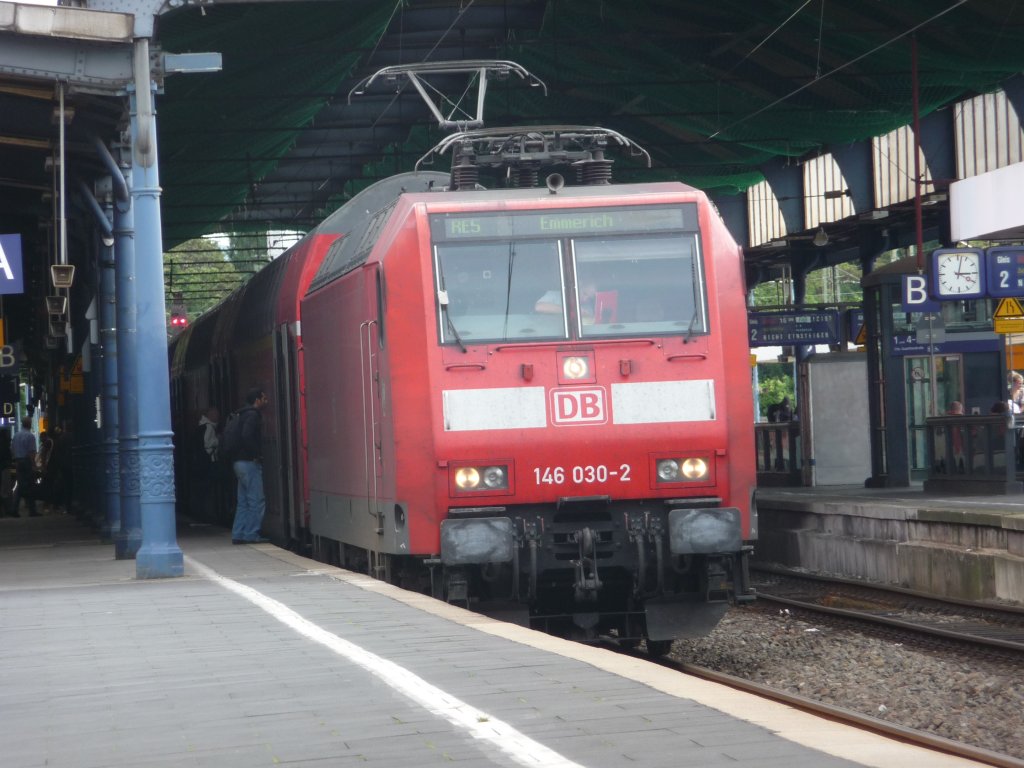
[754,421,802,486]
[924,413,1024,494]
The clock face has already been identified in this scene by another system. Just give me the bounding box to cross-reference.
[935,250,983,297]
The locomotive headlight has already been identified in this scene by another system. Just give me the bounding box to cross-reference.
[657,459,680,481]
[656,457,710,483]
[562,356,590,380]
[482,465,507,488]
[452,463,510,493]
[455,467,481,489]
[681,457,708,480]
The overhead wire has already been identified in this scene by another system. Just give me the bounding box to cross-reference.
[725,0,816,76]
[209,0,480,245]
[707,0,972,140]
[368,0,478,130]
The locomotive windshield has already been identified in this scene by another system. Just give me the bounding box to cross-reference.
[431,205,706,344]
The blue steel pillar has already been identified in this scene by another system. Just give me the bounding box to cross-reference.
[100,186,121,541]
[129,57,183,578]
[113,145,141,560]
[93,139,129,543]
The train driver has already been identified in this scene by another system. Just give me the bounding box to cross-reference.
[535,278,603,322]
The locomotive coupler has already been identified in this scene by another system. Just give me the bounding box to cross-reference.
[571,526,602,602]
[626,512,666,597]
[520,519,542,601]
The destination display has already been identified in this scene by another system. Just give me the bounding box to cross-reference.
[431,205,697,241]
[748,310,839,346]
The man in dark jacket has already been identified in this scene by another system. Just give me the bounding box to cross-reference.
[11,416,39,517]
[231,387,269,544]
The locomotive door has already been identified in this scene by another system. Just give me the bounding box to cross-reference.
[273,323,301,542]
[359,267,387,550]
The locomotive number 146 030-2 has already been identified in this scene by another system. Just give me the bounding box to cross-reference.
[533,464,632,485]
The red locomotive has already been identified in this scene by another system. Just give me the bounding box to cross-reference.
[171,126,757,653]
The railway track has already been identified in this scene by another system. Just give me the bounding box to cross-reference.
[750,566,1024,656]
[602,567,1024,767]
[659,656,1024,768]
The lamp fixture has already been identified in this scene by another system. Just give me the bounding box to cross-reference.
[46,295,67,316]
[812,227,829,247]
[51,264,75,289]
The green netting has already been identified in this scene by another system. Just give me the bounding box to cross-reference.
[155,0,1024,243]
[157,1,394,247]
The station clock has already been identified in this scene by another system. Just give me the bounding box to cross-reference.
[932,248,985,299]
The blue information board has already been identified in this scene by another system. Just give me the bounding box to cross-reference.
[0,234,24,296]
[986,246,1024,298]
[748,310,839,347]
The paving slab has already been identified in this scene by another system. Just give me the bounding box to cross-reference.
[0,514,990,768]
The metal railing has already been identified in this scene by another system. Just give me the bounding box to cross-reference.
[924,413,1024,494]
[755,422,802,486]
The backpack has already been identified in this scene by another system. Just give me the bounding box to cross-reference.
[218,410,243,463]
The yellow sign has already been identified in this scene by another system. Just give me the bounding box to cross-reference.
[994,297,1024,318]
[994,317,1024,334]
[854,324,867,345]
[63,356,84,394]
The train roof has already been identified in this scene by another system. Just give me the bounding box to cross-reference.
[307,173,708,294]
[308,172,450,293]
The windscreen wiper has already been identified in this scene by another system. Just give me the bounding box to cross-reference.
[684,305,701,344]
[438,289,468,353]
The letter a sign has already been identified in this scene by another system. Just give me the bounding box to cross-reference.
[0,235,24,295]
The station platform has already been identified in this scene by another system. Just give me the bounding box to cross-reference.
[756,484,1024,604]
[0,513,993,768]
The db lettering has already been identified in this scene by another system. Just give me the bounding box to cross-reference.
[551,387,606,425]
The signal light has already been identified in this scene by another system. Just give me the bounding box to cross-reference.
[170,312,188,328]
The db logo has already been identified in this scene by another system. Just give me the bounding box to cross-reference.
[551,387,607,426]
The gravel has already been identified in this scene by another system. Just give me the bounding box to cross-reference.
[668,605,1024,759]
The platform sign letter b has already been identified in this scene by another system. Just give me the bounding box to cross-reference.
[0,235,24,295]
[902,274,939,313]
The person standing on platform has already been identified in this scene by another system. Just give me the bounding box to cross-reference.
[47,423,74,514]
[11,416,38,517]
[768,396,793,423]
[944,401,966,473]
[776,396,793,422]
[1009,372,1024,413]
[192,407,220,520]
[197,407,220,464]
[229,388,268,544]
[0,427,11,516]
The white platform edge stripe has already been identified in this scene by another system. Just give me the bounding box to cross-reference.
[251,551,978,768]
[185,555,586,768]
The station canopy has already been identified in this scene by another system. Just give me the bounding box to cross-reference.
[136,1,1024,246]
